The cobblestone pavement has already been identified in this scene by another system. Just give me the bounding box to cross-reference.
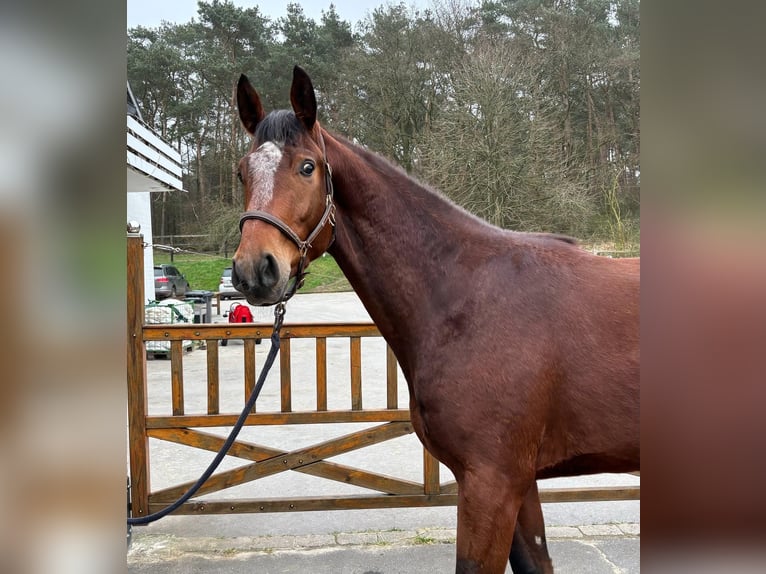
[128,523,640,573]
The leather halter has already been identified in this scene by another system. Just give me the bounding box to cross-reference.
[238,135,336,301]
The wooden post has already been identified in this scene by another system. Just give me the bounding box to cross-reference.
[316,337,327,411]
[244,339,256,413]
[386,345,398,409]
[350,337,362,410]
[127,232,150,518]
[280,338,292,412]
[423,450,441,495]
[170,340,184,415]
[207,340,219,414]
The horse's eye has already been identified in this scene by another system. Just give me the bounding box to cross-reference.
[299,160,315,176]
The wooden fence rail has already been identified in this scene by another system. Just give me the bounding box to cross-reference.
[127,233,639,521]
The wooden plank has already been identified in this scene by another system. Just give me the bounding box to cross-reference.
[539,486,641,503]
[432,481,638,501]
[280,337,291,412]
[243,338,256,413]
[146,409,412,428]
[151,422,414,500]
[127,233,150,518]
[298,460,423,496]
[386,344,398,409]
[149,428,271,461]
[316,337,327,411]
[206,340,219,414]
[282,324,381,338]
[149,428,423,496]
[440,481,459,494]
[149,493,460,515]
[170,340,184,415]
[143,322,380,340]
[350,337,362,410]
[423,450,440,495]
[148,485,640,515]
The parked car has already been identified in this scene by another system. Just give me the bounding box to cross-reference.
[154,264,190,299]
[218,266,243,300]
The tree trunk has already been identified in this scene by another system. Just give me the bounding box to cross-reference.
[230,81,241,206]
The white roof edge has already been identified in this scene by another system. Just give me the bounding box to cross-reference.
[127,115,182,165]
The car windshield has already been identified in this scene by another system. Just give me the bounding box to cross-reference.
[153,268,163,277]
[222,268,232,278]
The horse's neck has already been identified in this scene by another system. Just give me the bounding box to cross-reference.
[324,134,484,372]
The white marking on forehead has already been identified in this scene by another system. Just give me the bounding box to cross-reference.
[247,141,283,208]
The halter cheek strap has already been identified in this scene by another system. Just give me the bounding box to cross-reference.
[238,136,336,301]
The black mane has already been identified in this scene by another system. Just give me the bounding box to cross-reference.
[254,110,303,146]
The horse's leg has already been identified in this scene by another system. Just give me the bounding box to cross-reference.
[508,482,554,574]
[455,470,531,574]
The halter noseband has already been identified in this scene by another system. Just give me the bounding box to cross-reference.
[238,134,336,302]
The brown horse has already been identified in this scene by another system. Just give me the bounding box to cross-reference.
[231,66,639,574]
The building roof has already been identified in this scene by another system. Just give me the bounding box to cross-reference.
[127,81,184,193]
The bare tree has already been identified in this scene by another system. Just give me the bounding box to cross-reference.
[418,38,596,235]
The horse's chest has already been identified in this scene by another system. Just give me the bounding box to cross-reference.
[406,376,470,470]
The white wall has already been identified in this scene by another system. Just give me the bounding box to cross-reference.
[126,191,156,302]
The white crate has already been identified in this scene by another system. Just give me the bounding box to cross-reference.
[145,299,193,353]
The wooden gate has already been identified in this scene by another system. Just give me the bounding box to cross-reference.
[127,233,639,521]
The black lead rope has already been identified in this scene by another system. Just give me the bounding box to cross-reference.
[128,303,287,526]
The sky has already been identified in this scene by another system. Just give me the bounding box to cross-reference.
[127,0,430,29]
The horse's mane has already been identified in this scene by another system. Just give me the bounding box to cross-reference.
[258,111,578,247]
[525,232,579,246]
[332,133,579,247]
[254,110,303,146]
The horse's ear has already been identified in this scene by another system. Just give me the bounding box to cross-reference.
[237,74,265,136]
[290,65,317,132]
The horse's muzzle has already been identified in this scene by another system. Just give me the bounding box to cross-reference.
[231,255,284,305]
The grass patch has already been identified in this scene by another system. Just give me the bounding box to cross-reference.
[413,535,437,545]
[154,252,230,292]
[154,251,350,293]
[302,254,351,292]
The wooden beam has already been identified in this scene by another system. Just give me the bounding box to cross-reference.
[149,428,424,496]
[144,323,381,341]
[151,422,414,500]
[146,409,412,428]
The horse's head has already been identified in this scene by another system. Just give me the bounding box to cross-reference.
[231,66,335,306]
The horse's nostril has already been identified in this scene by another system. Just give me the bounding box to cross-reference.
[231,255,279,294]
[231,260,241,287]
[259,254,279,288]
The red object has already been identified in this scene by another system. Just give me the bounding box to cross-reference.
[222,303,255,346]
[228,303,253,323]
